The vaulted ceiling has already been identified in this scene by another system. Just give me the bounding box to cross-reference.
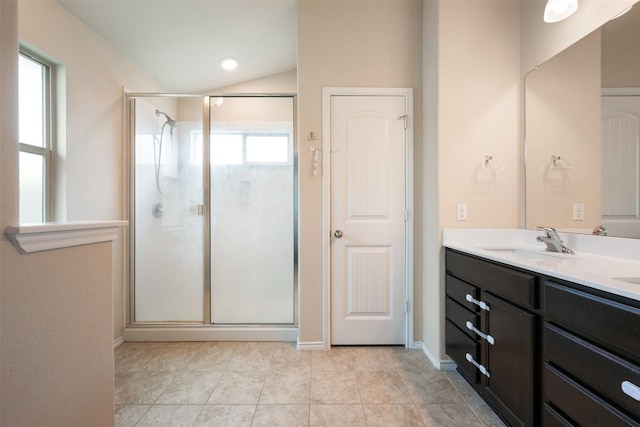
[57,0,298,93]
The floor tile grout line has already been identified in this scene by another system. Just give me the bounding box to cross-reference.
[116,343,503,427]
[132,404,151,427]
[443,371,491,426]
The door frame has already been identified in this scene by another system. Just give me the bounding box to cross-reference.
[601,87,640,237]
[321,87,414,349]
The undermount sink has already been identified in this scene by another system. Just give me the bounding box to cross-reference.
[481,247,575,260]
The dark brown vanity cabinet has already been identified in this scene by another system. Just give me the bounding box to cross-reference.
[445,248,640,427]
[543,280,640,426]
[445,249,538,427]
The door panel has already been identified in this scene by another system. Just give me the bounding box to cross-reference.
[210,96,295,324]
[330,94,407,345]
[483,292,535,427]
[346,247,391,316]
[133,97,205,322]
[602,95,640,238]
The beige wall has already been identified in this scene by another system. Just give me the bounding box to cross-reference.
[1,1,115,425]
[6,1,637,387]
[422,0,521,361]
[422,0,637,365]
[212,70,297,95]
[437,1,521,230]
[176,70,297,121]
[602,5,640,88]
[19,0,169,343]
[421,0,441,362]
[297,0,423,345]
[526,31,602,229]
[521,0,638,74]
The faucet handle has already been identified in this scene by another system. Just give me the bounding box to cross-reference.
[533,225,563,241]
[533,225,555,238]
[533,225,557,232]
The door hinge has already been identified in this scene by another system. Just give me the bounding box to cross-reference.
[197,204,205,216]
[398,114,408,129]
[404,209,409,222]
[404,300,410,313]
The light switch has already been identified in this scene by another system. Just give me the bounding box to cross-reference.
[573,203,584,221]
[456,203,468,221]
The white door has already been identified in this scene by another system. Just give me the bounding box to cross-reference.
[602,95,640,238]
[329,94,408,345]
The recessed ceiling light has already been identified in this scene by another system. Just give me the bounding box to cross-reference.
[219,57,238,70]
[543,0,578,23]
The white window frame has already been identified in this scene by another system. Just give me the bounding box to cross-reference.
[18,47,55,223]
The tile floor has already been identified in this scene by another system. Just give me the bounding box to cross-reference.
[114,341,506,427]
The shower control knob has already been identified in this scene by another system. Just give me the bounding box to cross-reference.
[152,202,164,219]
[334,230,343,239]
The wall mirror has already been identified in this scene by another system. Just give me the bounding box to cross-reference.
[525,2,640,238]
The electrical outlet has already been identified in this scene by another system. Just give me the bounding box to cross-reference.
[573,203,584,220]
[456,203,468,221]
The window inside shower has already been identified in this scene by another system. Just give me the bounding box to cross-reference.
[129,95,295,326]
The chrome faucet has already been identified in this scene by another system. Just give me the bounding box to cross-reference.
[534,226,574,254]
[593,225,608,236]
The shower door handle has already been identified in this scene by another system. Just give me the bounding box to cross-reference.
[334,230,343,238]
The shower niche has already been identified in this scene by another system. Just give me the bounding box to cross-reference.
[127,95,296,336]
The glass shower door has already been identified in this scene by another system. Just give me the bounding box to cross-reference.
[132,97,204,322]
[210,96,295,324]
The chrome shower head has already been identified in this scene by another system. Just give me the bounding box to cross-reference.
[155,109,178,128]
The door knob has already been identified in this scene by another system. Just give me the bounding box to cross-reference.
[334,230,343,238]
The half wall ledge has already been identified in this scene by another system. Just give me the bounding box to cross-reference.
[5,220,128,254]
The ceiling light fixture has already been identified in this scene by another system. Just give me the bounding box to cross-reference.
[544,0,578,23]
[219,57,238,70]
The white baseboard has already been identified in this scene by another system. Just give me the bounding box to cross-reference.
[113,336,125,349]
[414,341,457,370]
[123,326,299,342]
[296,339,326,350]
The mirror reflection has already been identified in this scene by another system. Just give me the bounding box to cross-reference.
[525,2,640,238]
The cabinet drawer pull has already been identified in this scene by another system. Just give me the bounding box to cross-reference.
[465,294,490,311]
[465,352,490,378]
[465,321,495,345]
[622,381,640,401]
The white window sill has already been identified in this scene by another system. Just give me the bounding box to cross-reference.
[5,220,128,254]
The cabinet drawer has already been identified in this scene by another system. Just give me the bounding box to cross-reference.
[542,403,574,427]
[446,273,479,312]
[545,281,640,359]
[446,319,479,384]
[446,297,479,340]
[446,250,537,309]
[544,365,640,427]
[544,323,640,418]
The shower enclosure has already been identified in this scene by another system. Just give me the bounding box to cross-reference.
[126,94,296,340]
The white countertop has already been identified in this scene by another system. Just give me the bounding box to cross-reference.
[443,229,640,302]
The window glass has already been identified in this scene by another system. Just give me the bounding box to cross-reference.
[246,136,289,163]
[211,132,291,165]
[18,54,46,148]
[211,134,243,165]
[18,50,52,224]
[19,151,45,223]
